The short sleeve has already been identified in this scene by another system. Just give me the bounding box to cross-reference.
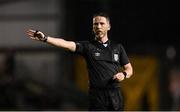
[119,44,130,66]
[74,41,88,55]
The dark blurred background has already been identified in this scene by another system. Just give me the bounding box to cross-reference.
[0,0,180,111]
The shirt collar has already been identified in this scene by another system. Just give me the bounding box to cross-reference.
[93,39,110,48]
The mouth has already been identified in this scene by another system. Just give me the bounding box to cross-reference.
[95,31,104,38]
[96,30,102,33]
[95,31,102,35]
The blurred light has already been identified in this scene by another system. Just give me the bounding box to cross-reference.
[166,46,176,60]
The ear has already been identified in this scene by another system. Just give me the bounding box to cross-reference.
[108,24,111,30]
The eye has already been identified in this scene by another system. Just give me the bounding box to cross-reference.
[100,22,105,25]
[94,23,98,26]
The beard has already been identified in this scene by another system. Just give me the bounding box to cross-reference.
[94,31,106,39]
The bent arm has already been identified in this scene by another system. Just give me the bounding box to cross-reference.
[123,63,133,78]
[113,62,133,82]
[26,29,76,52]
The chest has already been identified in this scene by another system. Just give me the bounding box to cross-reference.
[87,44,120,64]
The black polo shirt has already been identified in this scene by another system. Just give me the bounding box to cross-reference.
[75,40,129,89]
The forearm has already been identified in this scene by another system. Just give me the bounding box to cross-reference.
[26,29,76,52]
[123,63,133,78]
[113,63,133,82]
[46,36,76,52]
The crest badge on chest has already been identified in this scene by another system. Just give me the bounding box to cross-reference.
[114,54,119,61]
[95,52,100,57]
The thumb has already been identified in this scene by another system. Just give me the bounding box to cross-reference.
[113,74,117,80]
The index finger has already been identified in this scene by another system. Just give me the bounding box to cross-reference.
[26,29,36,37]
[27,29,36,33]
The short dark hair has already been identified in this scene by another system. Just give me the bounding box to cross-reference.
[93,12,110,22]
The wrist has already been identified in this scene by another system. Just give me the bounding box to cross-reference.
[122,72,127,78]
[43,36,48,42]
[34,30,48,42]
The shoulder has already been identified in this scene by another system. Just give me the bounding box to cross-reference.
[110,40,123,48]
[110,40,127,53]
[75,41,90,47]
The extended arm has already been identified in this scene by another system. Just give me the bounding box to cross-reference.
[26,29,76,52]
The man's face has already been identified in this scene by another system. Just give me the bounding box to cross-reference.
[93,16,111,39]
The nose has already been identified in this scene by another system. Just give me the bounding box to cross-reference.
[97,23,101,28]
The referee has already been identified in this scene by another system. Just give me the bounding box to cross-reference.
[26,12,133,111]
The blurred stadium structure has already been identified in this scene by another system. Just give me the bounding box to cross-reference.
[0,0,180,111]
